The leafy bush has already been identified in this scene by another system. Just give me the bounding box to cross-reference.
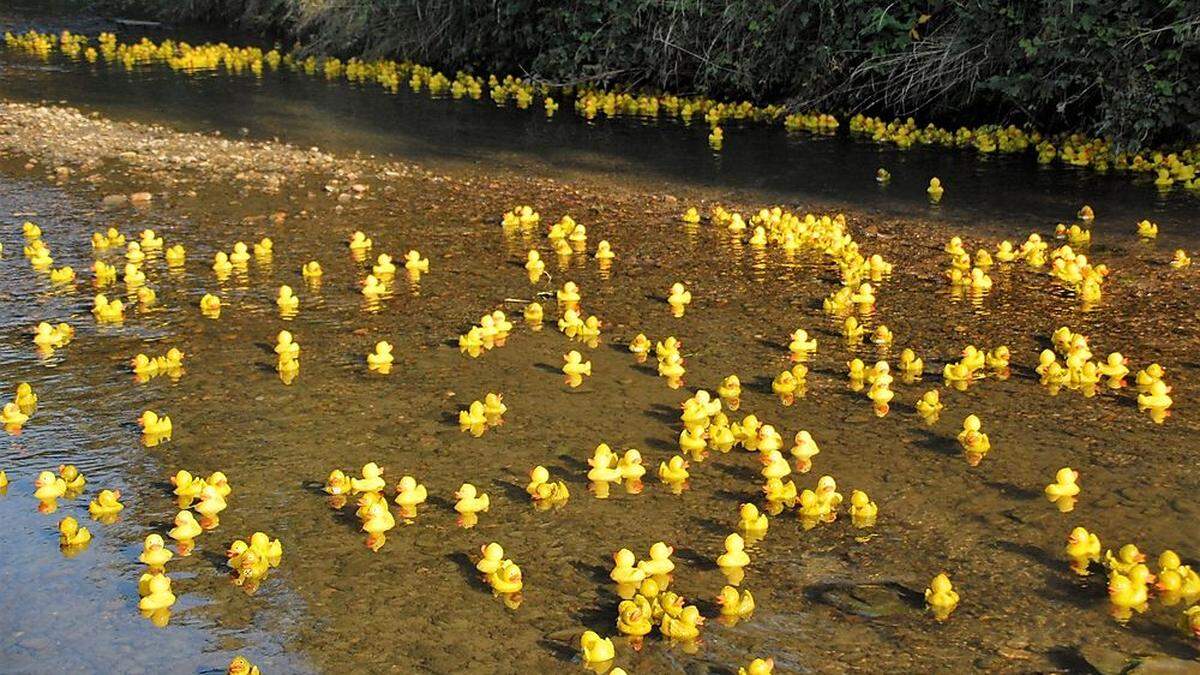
[97,0,1200,149]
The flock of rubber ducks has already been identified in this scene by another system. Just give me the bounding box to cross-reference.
[7,28,1200,190]
[5,186,1199,671]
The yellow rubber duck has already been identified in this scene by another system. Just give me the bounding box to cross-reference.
[1170,249,1191,269]
[212,251,233,277]
[34,470,67,501]
[88,489,124,517]
[199,293,222,318]
[1108,571,1149,618]
[667,282,692,316]
[661,604,704,640]
[1065,526,1101,575]
[253,237,273,258]
[580,630,615,665]
[171,470,206,504]
[957,414,990,463]
[1105,543,1146,574]
[925,573,959,620]
[718,374,741,409]
[139,410,172,436]
[609,548,646,589]
[557,280,581,306]
[1137,380,1172,422]
[350,462,385,493]
[139,534,173,571]
[618,449,646,485]
[454,483,490,515]
[682,207,701,224]
[194,485,227,528]
[616,599,654,639]
[361,499,395,552]
[737,503,768,535]
[739,658,775,675]
[488,559,524,594]
[92,294,125,322]
[595,240,615,260]
[658,455,690,485]
[1137,219,1158,238]
[276,285,299,312]
[716,585,755,619]
[525,466,569,505]
[927,177,944,202]
[58,516,92,547]
[206,471,231,499]
[788,328,817,360]
[1078,205,1094,221]
[1045,467,1080,500]
[848,489,878,527]
[361,274,388,299]
[227,655,261,675]
[717,533,750,570]
[138,572,176,611]
[403,250,429,273]
[168,510,203,551]
[48,266,75,283]
[639,541,675,579]
[165,244,186,266]
[13,382,36,414]
[228,242,251,265]
[366,341,393,372]
[348,231,373,252]
[58,464,85,492]
[2,402,30,430]
[562,350,592,387]
[897,348,923,376]
[302,261,322,280]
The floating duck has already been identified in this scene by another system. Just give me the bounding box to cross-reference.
[138,572,176,612]
[34,470,67,502]
[139,410,173,437]
[739,658,775,675]
[1045,467,1080,512]
[454,483,489,524]
[716,585,755,619]
[227,656,260,675]
[716,533,750,571]
[1137,380,1172,422]
[925,573,959,620]
[351,462,386,493]
[200,293,221,317]
[168,510,203,553]
[1066,526,1101,575]
[562,350,592,387]
[667,282,691,316]
[165,244,186,265]
[302,261,323,279]
[2,402,30,430]
[361,499,395,551]
[957,414,990,464]
[580,631,615,665]
[276,285,299,313]
[848,490,877,527]
[92,294,125,322]
[194,485,227,528]
[367,341,393,372]
[927,177,944,202]
[139,534,173,571]
[1136,219,1158,238]
[58,516,92,547]
[88,489,124,518]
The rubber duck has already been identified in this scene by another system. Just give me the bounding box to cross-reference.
[957,414,990,463]
[667,282,691,316]
[194,485,227,528]
[897,349,923,377]
[139,410,172,437]
[168,510,203,552]
[276,285,299,313]
[610,548,646,589]
[92,294,125,322]
[1078,205,1094,221]
[205,471,231,499]
[658,455,690,485]
[736,503,768,535]
[349,462,385,493]
[614,597,654,641]
[562,350,592,387]
[849,490,878,527]
[140,534,173,571]
[1106,544,1146,574]
[525,465,569,505]
[227,656,260,675]
[739,658,775,675]
[1137,380,1172,422]
[165,244,186,266]
[2,402,30,430]
[925,573,959,620]
[557,281,581,307]
[1137,219,1158,238]
[361,499,395,551]
[58,516,92,547]
[1108,571,1149,619]
[366,341,393,372]
[580,631,615,665]
[617,449,646,487]
[49,266,75,283]
[488,559,523,594]
[788,329,817,360]
[88,489,124,517]
[716,585,755,619]
[58,464,85,492]
[716,374,741,410]
[682,207,701,224]
[1045,467,1080,503]
[1171,249,1191,269]
[302,261,322,280]
[1065,526,1101,575]
[1181,606,1200,640]
[1096,353,1129,384]
[927,177,944,202]
[639,541,675,582]
[661,604,704,640]
[252,237,272,259]
[595,240,615,260]
[717,533,750,571]
[876,167,891,183]
[138,572,176,611]
[212,251,233,276]
[454,483,489,515]
[522,302,543,329]
[1135,363,1165,389]
[34,470,67,502]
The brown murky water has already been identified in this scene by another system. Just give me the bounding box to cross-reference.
[1,25,1200,675]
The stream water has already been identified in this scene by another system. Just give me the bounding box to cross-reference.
[1,12,1199,675]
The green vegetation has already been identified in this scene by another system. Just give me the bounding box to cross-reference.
[99,0,1199,149]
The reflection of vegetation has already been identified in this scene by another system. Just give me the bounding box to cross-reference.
[99,1,1199,148]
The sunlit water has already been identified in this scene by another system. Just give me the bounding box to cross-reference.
[1,13,1199,675]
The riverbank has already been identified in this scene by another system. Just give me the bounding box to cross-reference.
[2,99,1199,672]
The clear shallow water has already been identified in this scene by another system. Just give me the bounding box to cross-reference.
[0,17,1199,675]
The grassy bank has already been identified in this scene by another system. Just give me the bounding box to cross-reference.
[95,0,1200,150]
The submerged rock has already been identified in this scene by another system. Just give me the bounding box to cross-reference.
[810,580,922,619]
[1078,645,1200,675]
